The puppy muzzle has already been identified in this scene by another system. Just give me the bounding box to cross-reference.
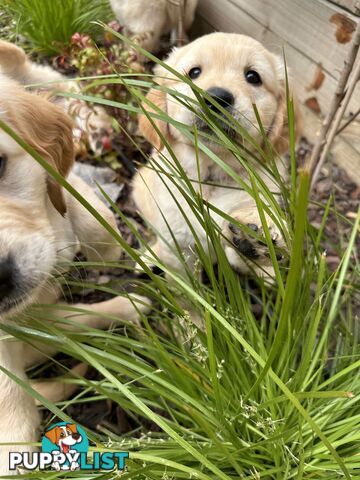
[0,256,15,304]
[194,86,238,139]
[0,203,56,316]
[0,252,35,315]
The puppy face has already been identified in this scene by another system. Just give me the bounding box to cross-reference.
[45,424,82,452]
[139,33,301,154]
[0,75,74,317]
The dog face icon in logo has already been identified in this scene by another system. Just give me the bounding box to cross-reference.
[42,422,89,471]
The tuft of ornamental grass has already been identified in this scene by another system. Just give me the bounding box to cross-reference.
[0,27,359,479]
[0,0,113,54]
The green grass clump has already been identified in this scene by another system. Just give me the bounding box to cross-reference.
[0,0,113,54]
[1,29,359,480]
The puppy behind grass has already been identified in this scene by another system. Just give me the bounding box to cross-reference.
[0,74,149,475]
[133,32,302,279]
[109,0,198,52]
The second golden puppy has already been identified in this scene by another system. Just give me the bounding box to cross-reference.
[0,73,149,475]
[133,33,301,278]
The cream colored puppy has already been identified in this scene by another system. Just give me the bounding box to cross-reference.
[0,75,148,475]
[133,33,301,277]
[110,0,198,52]
[0,40,112,155]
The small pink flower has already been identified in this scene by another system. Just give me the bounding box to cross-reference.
[71,33,91,48]
[71,32,81,44]
[102,136,112,151]
[108,21,121,32]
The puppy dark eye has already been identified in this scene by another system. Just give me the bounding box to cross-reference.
[0,154,7,178]
[188,67,202,80]
[245,69,262,86]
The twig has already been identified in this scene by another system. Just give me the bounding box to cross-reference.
[168,0,186,46]
[307,20,360,186]
[336,106,360,135]
[311,60,360,187]
[177,0,186,46]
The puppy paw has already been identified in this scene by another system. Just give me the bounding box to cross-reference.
[107,294,151,325]
[224,210,286,278]
[229,222,283,261]
[129,294,152,316]
[134,251,158,274]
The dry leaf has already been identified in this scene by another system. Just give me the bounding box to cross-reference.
[306,64,326,91]
[305,97,322,114]
[330,13,356,44]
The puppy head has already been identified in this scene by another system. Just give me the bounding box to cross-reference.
[45,424,81,448]
[0,74,74,317]
[139,33,301,155]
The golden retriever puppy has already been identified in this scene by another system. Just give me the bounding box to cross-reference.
[0,74,148,475]
[0,40,112,155]
[133,33,301,278]
[109,0,198,52]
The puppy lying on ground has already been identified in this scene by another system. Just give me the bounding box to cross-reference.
[133,33,301,278]
[0,40,112,155]
[0,74,148,475]
[110,0,198,52]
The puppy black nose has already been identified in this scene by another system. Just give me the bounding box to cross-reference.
[204,87,235,111]
[0,257,14,301]
[72,433,81,440]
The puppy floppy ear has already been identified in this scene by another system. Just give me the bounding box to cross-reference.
[268,89,302,155]
[7,87,74,215]
[45,426,60,445]
[268,59,302,155]
[138,63,175,150]
[0,40,27,79]
[138,85,170,150]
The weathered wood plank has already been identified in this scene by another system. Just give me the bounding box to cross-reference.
[301,109,360,184]
[331,136,360,184]
[328,0,360,15]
